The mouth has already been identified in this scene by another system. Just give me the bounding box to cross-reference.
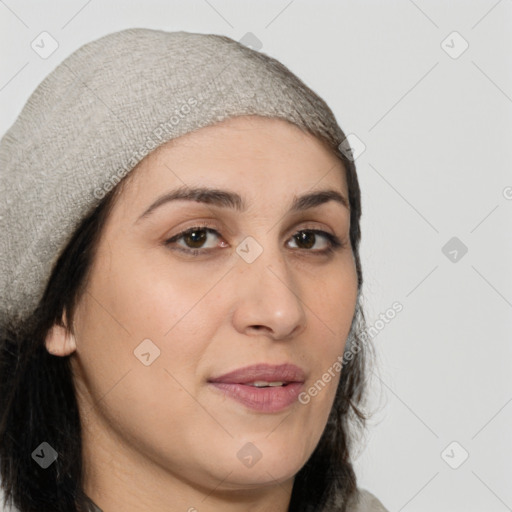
[207,363,306,413]
[241,381,291,387]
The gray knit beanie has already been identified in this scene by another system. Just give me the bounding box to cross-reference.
[0,27,358,330]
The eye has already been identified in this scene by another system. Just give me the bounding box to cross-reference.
[287,229,343,253]
[164,225,344,256]
[166,226,225,253]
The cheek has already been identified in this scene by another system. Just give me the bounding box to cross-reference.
[300,265,357,410]
[89,240,221,342]
[73,282,218,466]
[73,245,222,422]
[307,262,358,345]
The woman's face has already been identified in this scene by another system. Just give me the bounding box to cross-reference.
[53,115,358,504]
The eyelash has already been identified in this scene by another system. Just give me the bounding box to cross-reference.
[164,223,344,257]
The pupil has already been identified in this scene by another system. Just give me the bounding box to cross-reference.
[185,229,206,249]
[297,231,314,249]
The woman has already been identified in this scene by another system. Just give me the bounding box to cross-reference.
[0,28,388,511]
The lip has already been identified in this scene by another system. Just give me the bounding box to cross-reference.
[208,363,306,413]
[208,363,306,384]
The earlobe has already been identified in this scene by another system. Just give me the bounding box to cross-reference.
[45,322,77,356]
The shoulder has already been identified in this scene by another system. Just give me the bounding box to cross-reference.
[345,487,389,512]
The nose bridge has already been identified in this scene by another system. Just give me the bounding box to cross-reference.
[230,231,307,339]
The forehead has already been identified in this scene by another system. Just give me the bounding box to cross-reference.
[115,115,348,213]
[162,115,335,159]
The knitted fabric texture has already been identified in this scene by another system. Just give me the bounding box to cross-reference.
[0,28,353,329]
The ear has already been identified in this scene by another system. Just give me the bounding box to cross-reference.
[45,311,77,356]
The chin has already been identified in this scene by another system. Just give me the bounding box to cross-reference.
[219,464,300,489]
[204,441,308,489]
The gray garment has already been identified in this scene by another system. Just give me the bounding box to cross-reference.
[83,487,389,511]
[84,495,103,512]
[347,488,389,512]
[0,27,352,330]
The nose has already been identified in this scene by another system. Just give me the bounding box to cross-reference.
[230,242,307,341]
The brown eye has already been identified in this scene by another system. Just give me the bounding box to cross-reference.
[287,230,342,253]
[166,227,221,251]
[182,228,208,249]
[293,231,316,249]
[165,226,343,257]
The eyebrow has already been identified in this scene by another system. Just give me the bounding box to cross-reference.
[136,185,350,223]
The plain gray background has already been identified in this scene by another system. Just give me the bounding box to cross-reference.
[1,1,511,511]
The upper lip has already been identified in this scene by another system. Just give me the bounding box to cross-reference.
[208,363,306,384]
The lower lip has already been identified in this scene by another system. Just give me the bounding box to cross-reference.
[208,382,304,413]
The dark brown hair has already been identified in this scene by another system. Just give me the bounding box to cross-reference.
[0,131,374,512]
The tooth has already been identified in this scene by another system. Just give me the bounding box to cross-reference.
[251,381,268,387]
[248,381,284,387]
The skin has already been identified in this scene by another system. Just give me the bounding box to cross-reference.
[45,115,358,512]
